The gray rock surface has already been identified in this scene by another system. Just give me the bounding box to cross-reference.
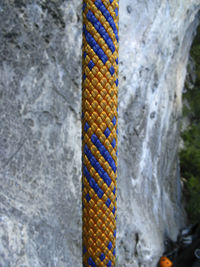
[0,0,200,266]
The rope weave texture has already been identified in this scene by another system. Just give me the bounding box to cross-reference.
[82,0,119,266]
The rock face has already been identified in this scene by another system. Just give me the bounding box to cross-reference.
[0,0,199,266]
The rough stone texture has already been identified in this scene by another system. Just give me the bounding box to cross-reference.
[0,0,200,266]
[0,1,82,266]
[117,1,200,266]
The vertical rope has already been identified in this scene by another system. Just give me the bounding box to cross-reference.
[82,0,119,266]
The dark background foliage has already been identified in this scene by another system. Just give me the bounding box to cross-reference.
[180,25,200,222]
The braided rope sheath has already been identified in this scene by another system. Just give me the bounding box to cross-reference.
[82,0,119,266]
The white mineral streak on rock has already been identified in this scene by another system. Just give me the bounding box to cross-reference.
[0,0,200,266]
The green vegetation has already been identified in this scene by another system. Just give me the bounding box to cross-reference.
[180,25,200,222]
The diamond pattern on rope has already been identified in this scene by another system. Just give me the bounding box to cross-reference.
[82,0,119,266]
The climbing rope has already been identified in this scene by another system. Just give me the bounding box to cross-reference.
[82,0,119,266]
